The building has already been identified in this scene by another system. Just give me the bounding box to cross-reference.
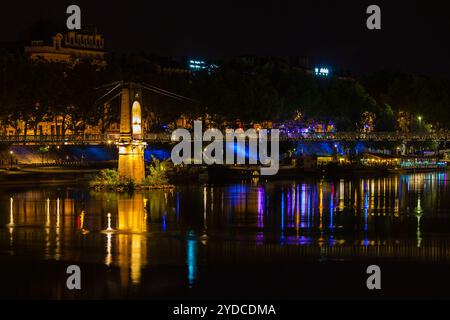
[24,27,107,66]
[1,115,120,137]
[1,21,107,66]
[187,58,219,73]
[302,154,335,169]
[360,153,401,167]
[0,22,112,137]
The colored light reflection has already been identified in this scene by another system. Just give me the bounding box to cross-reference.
[301,184,308,228]
[2,172,447,295]
[281,191,285,232]
[257,186,265,229]
[187,231,198,288]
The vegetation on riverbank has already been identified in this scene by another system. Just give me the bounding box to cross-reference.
[90,157,174,192]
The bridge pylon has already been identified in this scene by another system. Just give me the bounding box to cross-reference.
[117,83,146,184]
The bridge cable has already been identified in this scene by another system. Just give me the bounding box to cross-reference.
[94,82,124,104]
[94,81,123,91]
[141,83,196,102]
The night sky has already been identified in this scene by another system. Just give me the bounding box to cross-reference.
[1,0,449,77]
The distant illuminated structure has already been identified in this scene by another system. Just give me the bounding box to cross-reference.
[188,59,219,74]
[188,59,208,71]
[314,67,330,77]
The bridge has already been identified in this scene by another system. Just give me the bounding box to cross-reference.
[3,131,450,145]
[4,81,449,183]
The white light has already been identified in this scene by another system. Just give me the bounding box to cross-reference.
[315,67,330,76]
[107,213,113,231]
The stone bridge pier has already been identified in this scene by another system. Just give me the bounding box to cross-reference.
[117,83,146,183]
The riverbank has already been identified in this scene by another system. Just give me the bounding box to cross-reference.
[0,166,103,186]
[206,164,448,182]
[1,163,447,187]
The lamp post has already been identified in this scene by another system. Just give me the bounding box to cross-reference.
[417,116,422,131]
[9,150,14,169]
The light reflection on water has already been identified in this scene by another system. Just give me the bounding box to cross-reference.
[1,172,450,290]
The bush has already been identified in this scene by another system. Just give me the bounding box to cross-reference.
[124,177,136,190]
[91,157,171,191]
[143,156,169,186]
[90,169,120,188]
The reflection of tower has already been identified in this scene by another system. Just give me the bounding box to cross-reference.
[117,194,147,232]
[415,195,424,248]
[117,83,147,183]
[116,193,148,286]
[8,197,14,245]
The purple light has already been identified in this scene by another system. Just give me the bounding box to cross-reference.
[257,187,265,229]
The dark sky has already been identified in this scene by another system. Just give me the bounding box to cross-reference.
[1,0,449,77]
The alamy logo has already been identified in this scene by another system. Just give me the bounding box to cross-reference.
[66,5,81,30]
[66,265,81,290]
[366,265,381,290]
[171,121,280,175]
[366,5,381,30]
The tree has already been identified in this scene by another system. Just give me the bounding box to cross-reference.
[376,104,396,132]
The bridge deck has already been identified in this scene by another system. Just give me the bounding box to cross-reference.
[2,132,450,145]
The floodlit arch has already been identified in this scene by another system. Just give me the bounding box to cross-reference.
[132,100,142,136]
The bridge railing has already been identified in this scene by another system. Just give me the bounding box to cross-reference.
[0,134,113,144]
[281,132,450,141]
[2,131,450,144]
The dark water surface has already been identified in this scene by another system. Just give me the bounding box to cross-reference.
[2,172,450,299]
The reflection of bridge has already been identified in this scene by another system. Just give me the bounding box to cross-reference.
[3,131,450,145]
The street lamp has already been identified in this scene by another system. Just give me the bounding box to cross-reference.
[9,150,14,169]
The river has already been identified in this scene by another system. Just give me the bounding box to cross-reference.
[1,172,450,299]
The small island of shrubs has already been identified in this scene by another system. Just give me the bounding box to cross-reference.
[90,157,174,192]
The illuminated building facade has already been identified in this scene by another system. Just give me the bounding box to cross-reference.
[187,59,219,73]
[1,112,120,136]
[24,28,107,66]
[314,67,330,77]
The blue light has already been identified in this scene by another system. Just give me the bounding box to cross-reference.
[162,212,167,232]
[186,231,198,288]
[280,191,286,244]
[176,192,180,220]
[281,191,285,232]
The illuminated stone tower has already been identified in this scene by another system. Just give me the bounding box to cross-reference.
[117,83,146,183]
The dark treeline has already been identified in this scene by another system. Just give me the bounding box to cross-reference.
[0,51,111,136]
[361,71,450,130]
[1,50,450,133]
